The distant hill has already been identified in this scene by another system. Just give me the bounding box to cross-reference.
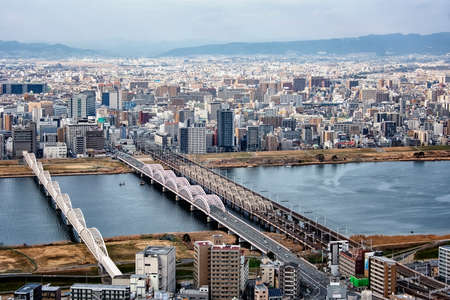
[0,41,98,58]
[160,33,450,57]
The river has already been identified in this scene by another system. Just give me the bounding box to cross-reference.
[218,161,450,236]
[0,161,449,245]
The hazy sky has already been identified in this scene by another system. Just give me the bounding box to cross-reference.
[1,0,449,46]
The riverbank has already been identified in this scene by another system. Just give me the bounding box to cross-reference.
[188,146,450,168]
[0,231,244,274]
[0,157,132,178]
[2,231,448,275]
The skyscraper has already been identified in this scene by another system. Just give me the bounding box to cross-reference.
[179,126,206,154]
[217,109,234,152]
[12,122,36,158]
[439,246,450,284]
[193,236,242,300]
[68,91,96,119]
[246,126,260,151]
[369,256,396,298]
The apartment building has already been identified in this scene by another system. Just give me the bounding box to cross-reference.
[369,256,397,298]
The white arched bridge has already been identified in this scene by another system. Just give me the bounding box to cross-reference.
[22,151,122,279]
[116,151,331,297]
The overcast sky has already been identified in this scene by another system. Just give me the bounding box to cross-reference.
[1,0,449,46]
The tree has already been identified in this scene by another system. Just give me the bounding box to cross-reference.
[182,233,191,243]
[267,251,275,261]
[413,151,425,158]
[316,154,325,162]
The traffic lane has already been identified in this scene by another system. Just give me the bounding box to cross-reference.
[211,209,329,290]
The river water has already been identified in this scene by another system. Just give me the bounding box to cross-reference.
[0,161,449,245]
[218,161,450,236]
[0,174,211,246]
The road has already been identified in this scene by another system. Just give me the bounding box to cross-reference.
[116,151,329,298]
[210,206,329,298]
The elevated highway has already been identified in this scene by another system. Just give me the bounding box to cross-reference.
[147,146,358,250]
[116,151,330,298]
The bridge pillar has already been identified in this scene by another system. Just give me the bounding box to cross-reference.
[150,179,154,184]
[140,172,143,178]
[207,216,212,223]
[162,187,166,192]
[190,205,196,211]
[175,195,179,201]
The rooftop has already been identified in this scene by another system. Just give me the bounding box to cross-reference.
[71,284,129,291]
[141,245,175,256]
[15,283,41,294]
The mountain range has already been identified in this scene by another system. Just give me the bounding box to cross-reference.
[1,33,449,58]
[0,41,98,58]
[160,33,450,57]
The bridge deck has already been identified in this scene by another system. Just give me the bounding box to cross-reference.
[117,152,330,298]
[22,152,122,279]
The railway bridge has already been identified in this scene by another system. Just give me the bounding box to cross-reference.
[146,146,359,250]
[116,151,331,298]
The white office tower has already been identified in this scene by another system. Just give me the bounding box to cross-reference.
[135,246,176,293]
[328,241,349,277]
[439,245,450,284]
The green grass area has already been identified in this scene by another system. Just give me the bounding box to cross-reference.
[176,268,193,280]
[419,145,450,151]
[305,253,326,264]
[117,263,135,274]
[415,242,450,260]
[248,257,261,268]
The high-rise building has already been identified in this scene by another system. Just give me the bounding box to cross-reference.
[217,109,234,152]
[279,262,301,299]
[193,236,242,300]
[179,126,206,154]
[0,134,5,159]
[86,130,105,150]
[438,245,450,284]
[179,109,195,126]
[12,123,36,158]
[2,83,46,94]
[3,113,13,131]
[68,91,96,119]
[293,77,306,92]
[194,241,213,288]
[72,135,86,156]
[208,102,222,121]
[246,126,260,151]
[260,259,277,287]
[65,123,98,154]
[369,256,396,298]
[135,246,176,293]
[210,244,241,300]
[382,121,396,138]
